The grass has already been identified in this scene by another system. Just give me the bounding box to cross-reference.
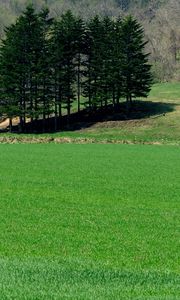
[0,143,179,298]
[148,82,180,101]
[62,82,180,145]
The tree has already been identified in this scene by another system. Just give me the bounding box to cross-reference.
[51,11,78,127]
[0,4,52,132]
[13,4,42,131]
[82,15,105,110]
[50,19,65,130]
[120,16,152,108]
[97,16,115,108]
[36,7,53,132]
[74,16,85,113]
[0,24,20,131]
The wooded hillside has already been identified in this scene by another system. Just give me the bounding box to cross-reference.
[0,0,179,81]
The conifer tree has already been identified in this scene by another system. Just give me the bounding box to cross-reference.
[0,4,52,132]
[50,19,65,130]
[0,24,20,132]
[82,16,104,110]
[113,17,124,106]
[98,16,115,108]
[81,26,93,110]
[37,7,53,132]
[59,11,78,125]
[74,16,85,113]
[120,16,152,108]
[51,11,78,127]
[14,4,41,131]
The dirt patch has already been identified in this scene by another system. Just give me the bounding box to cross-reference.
[0,136,178,146]
[0,118,20,129]
[0,136,54,144]
[0,119,10,129]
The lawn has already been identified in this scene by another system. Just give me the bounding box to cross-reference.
[0,144,179,299]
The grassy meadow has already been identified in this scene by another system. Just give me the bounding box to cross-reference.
[0,144,180,299]
[59,82,180,145]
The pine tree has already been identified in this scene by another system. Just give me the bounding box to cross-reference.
[14,4,41,131]
[98,16,115,109]
[0,24,20,132]
[74,16,85,114]
[50,19,65,130]
[36,7,53,132]
[113,17,124,107]
[60,11,78,126]
[0,4,52,132]
[82,16,104,110]
[51,11,78,127]
[120,16,152,108]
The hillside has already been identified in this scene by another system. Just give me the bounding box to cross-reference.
[0,83,180,145]
[0,0,179,81]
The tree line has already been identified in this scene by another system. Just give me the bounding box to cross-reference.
[0,4,152,132]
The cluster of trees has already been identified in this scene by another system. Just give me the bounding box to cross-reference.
[0,5,152,132]
[0,0,179,82]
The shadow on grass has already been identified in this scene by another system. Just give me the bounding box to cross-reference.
[1,100,176,134]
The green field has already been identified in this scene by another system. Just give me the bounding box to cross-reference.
[0,144,179,299]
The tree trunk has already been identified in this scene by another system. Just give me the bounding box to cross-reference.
[54,100,58,132]
[54,75,58,132]
[9,118,12,133]
[129,94,132,104]
[112,86,116,110]
[42,78,46,133]
[19,116,23,133]
[67,100,71,129]
[126,95,129,112]
[77,52,81,113]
